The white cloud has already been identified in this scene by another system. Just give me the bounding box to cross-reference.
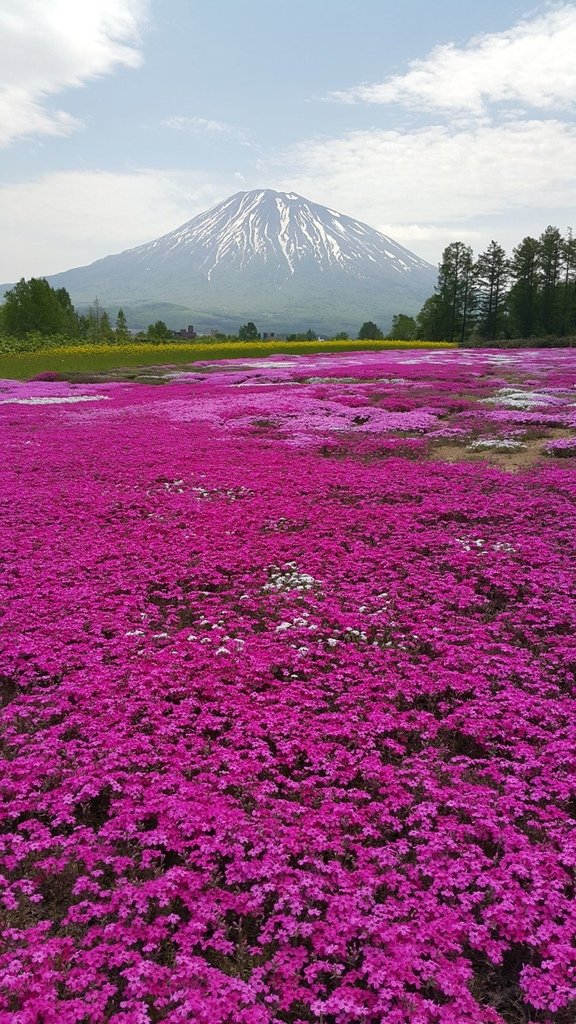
[281,119,576,219]
[272,119,576,259]
[0,169,224,280]
[334,5,576,113]
[0,0,148,146]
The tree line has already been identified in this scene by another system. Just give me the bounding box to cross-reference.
[0,278,138,342]
[6,225,575,349]
[410,226,576,343]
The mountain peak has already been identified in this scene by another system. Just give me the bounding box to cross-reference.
[143,188,434,281]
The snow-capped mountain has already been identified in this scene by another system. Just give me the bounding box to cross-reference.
[19,190,438,334]
[129,189,433,280]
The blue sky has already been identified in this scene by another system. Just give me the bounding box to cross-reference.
[1,1,575,279]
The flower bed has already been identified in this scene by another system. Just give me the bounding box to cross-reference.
[1,350,575,1023]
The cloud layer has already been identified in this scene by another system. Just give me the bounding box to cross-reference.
[271,4,576,258]
[281,119,576,222]
[334,6,576,113]
[0,0,148,146]
[0,169,221,279]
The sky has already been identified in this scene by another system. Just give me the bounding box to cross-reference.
[1,0,575,280]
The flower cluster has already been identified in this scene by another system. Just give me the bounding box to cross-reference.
[546,438,576,458]
[1,349,575,1023]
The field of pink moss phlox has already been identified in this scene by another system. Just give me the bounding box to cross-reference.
[1,350,576,1023]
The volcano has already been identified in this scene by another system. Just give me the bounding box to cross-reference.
[17,189,437,334]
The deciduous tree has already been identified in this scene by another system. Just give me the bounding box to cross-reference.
[358,321,383,340]
[238,322,260,341]
[387,314,416,340]
[0,278,78,337]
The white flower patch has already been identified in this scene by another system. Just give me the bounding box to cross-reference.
[456,537,486,552]
[275,615,316,633]
[468,438,524,451]
[456,537,516,555]
[264,562,322,593]
[0,394,110,405]
[482,388,559,410]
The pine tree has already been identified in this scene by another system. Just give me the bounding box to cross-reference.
[536,226,563,335]
[508,237,539,338]
[439,242,476,342]
[475,241,509,342]
[115,308,129,339]
[99,311,113,341]
[560,228,576,336]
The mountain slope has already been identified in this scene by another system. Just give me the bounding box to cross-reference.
[6,190,438,334]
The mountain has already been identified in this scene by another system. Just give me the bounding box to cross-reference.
[3,190,437,335]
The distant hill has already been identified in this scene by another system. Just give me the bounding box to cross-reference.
[1,190,437,335]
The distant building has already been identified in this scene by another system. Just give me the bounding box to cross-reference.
[262,332,275,340]
[173,324,197,340]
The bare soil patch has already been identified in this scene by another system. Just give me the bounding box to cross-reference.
[430,428,575,472]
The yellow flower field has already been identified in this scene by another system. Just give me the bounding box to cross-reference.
[0,339,456,380]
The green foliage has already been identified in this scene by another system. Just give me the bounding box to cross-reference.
[145,320,173,341]
[435,241,476,343]
[98,311,114,342]
[238,321,260,341]
[286,329,319,341]
[387,314,416,340]
[414,225,576,344]
[415,295,445,341]
[334,331,349,340]
[475,241,509,342]
[0,278,79,338]
[115,308,129,338]
[358,321,383,340]
[508,236,540,338]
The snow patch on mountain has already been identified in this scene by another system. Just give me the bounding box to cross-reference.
[127,189,434,283]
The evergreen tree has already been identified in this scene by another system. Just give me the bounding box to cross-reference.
[559,228,576,336]
[436,242,476,342]
[115,308,129,338]
[536,226,563,335]
[475,241,509,342]
[98,311,114,342]
[508,237,539,337]
[85,301,102,342]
